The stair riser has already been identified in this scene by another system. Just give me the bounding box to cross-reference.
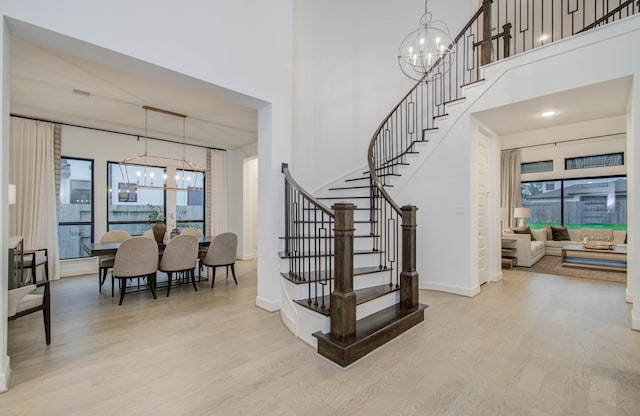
[282,270,392,300]
[356,291,399,320]
[289,221,374,236]
[280,236,378,253]
[280,252,386,273]
[318,188,372,199]
[294,209,375,222]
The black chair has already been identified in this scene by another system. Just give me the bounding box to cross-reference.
[23,248,48,284]
[8,281,51,345]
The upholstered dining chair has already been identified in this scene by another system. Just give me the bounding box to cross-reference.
[180,228,205,274]
[159,234,199,297]
[112,237,159,305]
[98,230,131,296]
[8,280,51,345]
[202,232,238,288]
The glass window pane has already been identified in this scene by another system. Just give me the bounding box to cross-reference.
[107,162,166,234]
[521,180,562,228]
[563,177,627,229]
[176,170,205,228]
[521,160,553,174]
[59,158,93,223]
[58,224,92,259]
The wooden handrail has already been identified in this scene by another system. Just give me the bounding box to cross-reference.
[282,163,334,217]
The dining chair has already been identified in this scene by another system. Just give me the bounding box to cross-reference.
[98,230,131,296]
[23,247,48,284]
[112,237,159,305]
[159,234,199,297]
[8,280,51,345]
[202,232,238,288]
[143,229,169,241]
[180,228,205,274]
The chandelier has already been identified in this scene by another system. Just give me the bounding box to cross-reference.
[398,0,455,82]
[119,105,205,192]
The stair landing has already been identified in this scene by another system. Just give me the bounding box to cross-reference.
[313,303,427,367]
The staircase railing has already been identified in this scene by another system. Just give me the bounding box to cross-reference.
[367,0,639,292]
[282,163,335,311]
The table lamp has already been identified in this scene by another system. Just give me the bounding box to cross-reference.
[514,207,530,228]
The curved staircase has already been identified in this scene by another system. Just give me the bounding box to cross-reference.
[280,0,639,367]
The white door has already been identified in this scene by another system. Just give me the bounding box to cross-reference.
[478,135,489,284]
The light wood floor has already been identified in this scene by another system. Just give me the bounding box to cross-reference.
[2,262,639,415]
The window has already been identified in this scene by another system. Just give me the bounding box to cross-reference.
[107,162,166,236]
[521,176,626,230]
[565,152,623,170]
[521,160,553,174]
[58,157,93,259]
[176,170,205,234]
[520,180,562,228]
[562,177,626,229]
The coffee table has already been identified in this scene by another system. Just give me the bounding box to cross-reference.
[561,244,627,272]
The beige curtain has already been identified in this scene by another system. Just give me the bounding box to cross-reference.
[9,117,60,280]
[501,149,521,229]
[209,149,227,236]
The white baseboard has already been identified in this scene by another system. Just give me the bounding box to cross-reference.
[0,355,11,393]
[60,258,98,277]
[632,308,640,331]
[490,271,503,282]
[255,296,280,312]
[420,280,481,297]
[626,288,633,304]
[240,254,256,261]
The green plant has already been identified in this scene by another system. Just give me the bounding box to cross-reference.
[146,204,165,224]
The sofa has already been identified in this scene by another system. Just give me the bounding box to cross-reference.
[502,227,627,267]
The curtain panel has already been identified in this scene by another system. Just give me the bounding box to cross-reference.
[501,149,521,229]
[9,117,60,280]
[208,149,227,236]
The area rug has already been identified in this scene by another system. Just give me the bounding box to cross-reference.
[515,255,626,284]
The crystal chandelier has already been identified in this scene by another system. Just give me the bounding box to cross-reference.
[119,106,205,192]
[398,0,455,82]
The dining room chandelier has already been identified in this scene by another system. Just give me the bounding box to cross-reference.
[397,0,455,82]
[119,105,205,192]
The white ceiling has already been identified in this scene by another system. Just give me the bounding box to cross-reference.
[10,38,259,149]
[472,76,632,136]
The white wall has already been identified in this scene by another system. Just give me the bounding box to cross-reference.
[292,0,473,191]
[0,0,293,389]
[226,143,257,258]
[502,115,627,182]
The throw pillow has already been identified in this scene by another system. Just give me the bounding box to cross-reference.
[513,226,535,241]
[579,228,613,242]
[544,226,553,240]
[551,226,571,241]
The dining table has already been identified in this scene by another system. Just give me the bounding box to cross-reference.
[82,236,212,257]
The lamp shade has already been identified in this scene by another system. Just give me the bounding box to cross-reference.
[8,184,16,205]
[513,207,530,218]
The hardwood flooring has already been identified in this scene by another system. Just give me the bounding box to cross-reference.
[2,262,640,415]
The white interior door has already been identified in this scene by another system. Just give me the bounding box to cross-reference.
[478,135,489,284]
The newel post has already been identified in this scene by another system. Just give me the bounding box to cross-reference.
[481,0,494,66]
[400,205,419,309]
[330,203,356,340]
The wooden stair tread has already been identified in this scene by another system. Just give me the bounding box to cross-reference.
[328,185,372,191]
[313,303,427,367]
[278,249,383,259]
[291,219,373,224]
[294,284,399,316]
[279,234,380,240]
[317,196,371,200]
[282,265,391,284]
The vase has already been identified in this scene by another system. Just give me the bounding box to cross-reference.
[170,228,179,239]
[152,221,166,244]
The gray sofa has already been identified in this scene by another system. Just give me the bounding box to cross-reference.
[502,227,627,267]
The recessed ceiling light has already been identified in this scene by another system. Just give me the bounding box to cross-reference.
[540,111,556,117]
